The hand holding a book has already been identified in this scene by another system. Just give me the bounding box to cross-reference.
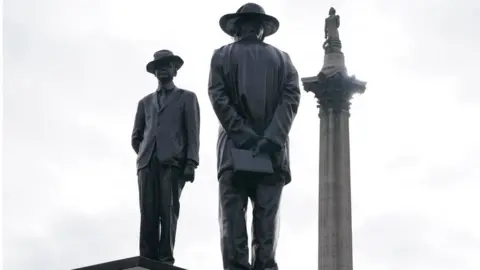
[252,138,281,157]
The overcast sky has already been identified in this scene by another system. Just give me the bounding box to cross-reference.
[3,0,480,269]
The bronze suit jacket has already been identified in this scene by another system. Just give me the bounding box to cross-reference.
[131,87,200,171]
[208,38,301,184]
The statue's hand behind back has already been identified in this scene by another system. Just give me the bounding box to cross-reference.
[238,134,261,150]
[253,138,281,157]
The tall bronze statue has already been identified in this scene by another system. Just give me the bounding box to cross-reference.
[131,50,200,265]
[208,3,301,270]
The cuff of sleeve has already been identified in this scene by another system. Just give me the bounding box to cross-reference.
[229,127,260,148]
[186,159,198,168]
[263,134,283,151]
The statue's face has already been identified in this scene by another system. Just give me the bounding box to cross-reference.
[329,7,336,15]
[154,62,176,82]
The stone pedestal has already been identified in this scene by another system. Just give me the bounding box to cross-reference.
[72,256,187,270]
[301,74,366,270]
[320,52,348,79]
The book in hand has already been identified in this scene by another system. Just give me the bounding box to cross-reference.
[230,148,274,174]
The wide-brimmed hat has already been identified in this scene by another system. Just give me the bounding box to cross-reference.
[146,50,184,74]
[219,3,279,38]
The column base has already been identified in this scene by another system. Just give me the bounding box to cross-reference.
[72,256,187,270]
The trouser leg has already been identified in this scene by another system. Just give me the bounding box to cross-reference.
[138,158,161,260]
[158,166,184,265]
[250,173,284,270]
[219,171,250,270]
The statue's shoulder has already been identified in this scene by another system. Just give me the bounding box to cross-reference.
[269,44,292,62]
[213,43,234,56]
[263,42,284,54]
[211,43,240,69]
[266,45,294,69]
[140,92,155,102]
[279,48,290,58]
[210,44,232,65]
[177,88,198,100]
[178,88,195,96]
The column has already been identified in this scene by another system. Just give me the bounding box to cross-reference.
[301,7,366,269]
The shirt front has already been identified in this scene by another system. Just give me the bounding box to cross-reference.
[157,83,176,109]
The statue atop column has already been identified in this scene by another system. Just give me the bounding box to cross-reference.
[323,7,341,53]
[318,7,348,81]
[302,7,366,114]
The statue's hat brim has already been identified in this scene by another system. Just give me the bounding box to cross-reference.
[146,50,184,74]
[219,3,279,37]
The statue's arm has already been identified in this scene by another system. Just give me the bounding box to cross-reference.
[183,91,200,167]
[131,99,146,154]
[337,15,340,27]
[208,49,259,148]
[263,53,301,149]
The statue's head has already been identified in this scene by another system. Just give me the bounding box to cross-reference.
[146,50,183,83]
[329,7,336,15]
[234,17,265,41]
[219,3,279,41]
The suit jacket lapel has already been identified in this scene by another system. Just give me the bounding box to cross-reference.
[159,89,183,114]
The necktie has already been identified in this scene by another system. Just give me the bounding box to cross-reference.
[158,88,173,109]
[158,90,165,108]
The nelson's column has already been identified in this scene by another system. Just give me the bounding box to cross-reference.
[301,7,367,270]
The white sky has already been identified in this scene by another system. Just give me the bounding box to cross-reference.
[2,0,480,269]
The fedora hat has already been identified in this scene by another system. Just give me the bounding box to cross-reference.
[146,50,184,74]
[219,3,279,37]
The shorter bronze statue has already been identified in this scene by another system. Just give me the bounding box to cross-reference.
[131,50,200,265]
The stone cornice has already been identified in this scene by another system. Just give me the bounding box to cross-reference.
[301,73,366,116]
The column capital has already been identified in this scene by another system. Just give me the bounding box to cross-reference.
[301,73,366,116]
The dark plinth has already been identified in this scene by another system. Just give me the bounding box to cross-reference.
[72,256,187,270]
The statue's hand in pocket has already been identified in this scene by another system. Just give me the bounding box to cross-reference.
[183,164,195,183]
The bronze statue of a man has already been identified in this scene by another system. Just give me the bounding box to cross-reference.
[131,50,200,265]
[208,3,301,270]
[323,7,341,51]
[324,7,340,40]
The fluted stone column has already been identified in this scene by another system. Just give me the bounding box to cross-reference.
[301,7,366,270]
